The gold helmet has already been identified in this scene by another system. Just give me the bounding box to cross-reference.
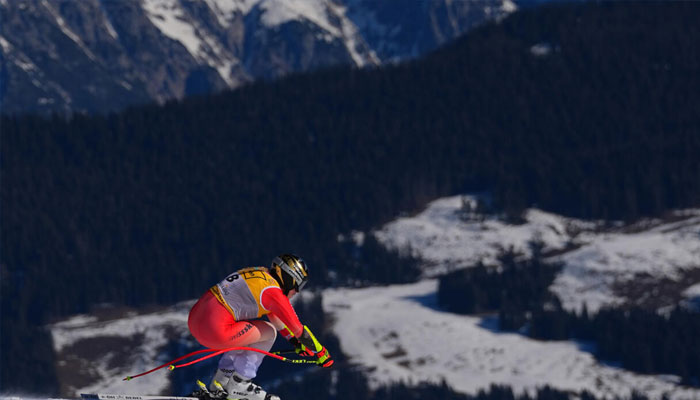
[270,254,309,294]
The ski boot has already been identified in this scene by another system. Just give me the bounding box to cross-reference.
[223,372,280,400]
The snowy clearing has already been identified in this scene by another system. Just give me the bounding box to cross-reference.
[324,279,700,400]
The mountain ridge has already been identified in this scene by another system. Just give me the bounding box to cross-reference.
[0,0,514,114]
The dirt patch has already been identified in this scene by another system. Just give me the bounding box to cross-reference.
[397,356,434,370]
[612,267,700,310]
[381,347,407,359]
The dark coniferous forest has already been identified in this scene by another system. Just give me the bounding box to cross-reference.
[2,1,700,397]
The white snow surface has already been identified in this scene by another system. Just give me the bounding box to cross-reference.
[203,0,258,25]
[260,0,338,34]
[376,195,700,313]
[323,280,700,399]
[142,0,204,60]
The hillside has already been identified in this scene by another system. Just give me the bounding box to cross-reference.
[3,1,700,394]
[43,198,700,399]
[377,196,700,313]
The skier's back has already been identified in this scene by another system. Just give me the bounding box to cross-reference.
[188,254,333,400]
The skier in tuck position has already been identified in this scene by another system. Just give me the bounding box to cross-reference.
[188,254,333,400]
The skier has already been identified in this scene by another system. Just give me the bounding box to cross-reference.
[188,254,333,400]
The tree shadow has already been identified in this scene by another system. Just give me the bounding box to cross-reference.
[401,292,442,311]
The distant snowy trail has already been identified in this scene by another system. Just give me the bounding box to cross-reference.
[323,279,700,400]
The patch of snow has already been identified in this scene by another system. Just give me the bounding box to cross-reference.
[99,3,120,40]
[338,230,365,246]
[326,1,379,67]
[142,0,203,60]
[324,280,700,399]
[0,35,10,52]
[41,0,97,62]
[203,0,257,26]
[142,0,242,85]
[196,30,241,86]
[375,196,583,275]
[118,80,133,91]
[14,57,40,74]
[530,42,552,57]
[0,36,44,76]
[501,0,518,13]
[684,283,700,299]
[259,0,339,36]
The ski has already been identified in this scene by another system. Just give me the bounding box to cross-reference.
[80,379,234,400]
[80,395,199,400]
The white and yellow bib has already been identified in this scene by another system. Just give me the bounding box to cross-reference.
[210,267,281,320]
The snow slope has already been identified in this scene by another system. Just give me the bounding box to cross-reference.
[324,280,700,399]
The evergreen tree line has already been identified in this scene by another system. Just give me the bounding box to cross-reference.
[528,304,700,386]
[437,244,561,322]
[3,1,700,393]
[437,249,700,386]
[336,233,423,286]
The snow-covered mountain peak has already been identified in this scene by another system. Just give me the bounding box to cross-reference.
[1,0,514,114]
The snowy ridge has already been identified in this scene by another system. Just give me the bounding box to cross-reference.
[142,0,379,76]
[1,0,516,113]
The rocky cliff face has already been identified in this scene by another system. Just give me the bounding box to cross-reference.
[0,0,515,114]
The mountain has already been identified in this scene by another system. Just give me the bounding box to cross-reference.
[0,0,515,115]
[4,1,700,395]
